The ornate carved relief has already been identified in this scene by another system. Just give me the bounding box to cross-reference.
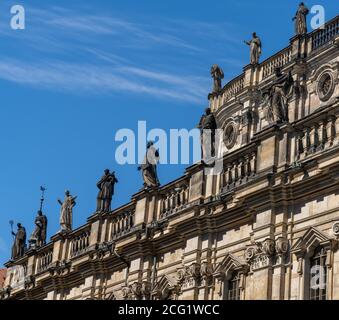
[122,281,151,300]
[245,238,289,271]
[224,121,238,149]
[332,222,339,237]
[176,262,213,290]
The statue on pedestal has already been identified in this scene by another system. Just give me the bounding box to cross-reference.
[138,142,160,189]
[96,169,118,212]
[244,32,262,65]
[11,223,26,260]
[262,67,294,124]
[58,190,77,232]
[210,64,224,93]
[29,210,48,247]
[293,2,309,35]
[198,108,217,160]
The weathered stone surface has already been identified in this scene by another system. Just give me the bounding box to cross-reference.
[2,12,339,302]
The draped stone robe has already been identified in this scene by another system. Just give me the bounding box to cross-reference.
[12,226,26,260]
[59,195,76,232]
[294,4,309,35]
[140,146,160,188]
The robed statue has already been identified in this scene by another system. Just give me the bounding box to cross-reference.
[293,2,309,35]
[198,108,218,160]
[11,223,26,260]
[211,64,224,93]
[96,169,118,212]
[138,142,160,188]
[262,67,294,124]
[58,190,77,232]
[30,210,48,247]
[244,32,262,65]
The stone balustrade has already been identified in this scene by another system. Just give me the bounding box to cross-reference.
[220,151,257,193]
[160,183,190,218]
[311,15,339,51]
[70,229,90,258]
[261,46,293,80]
[295,115,338,161]
[36,246,53,273]
[110,210,135,240]
[222,74,245,103]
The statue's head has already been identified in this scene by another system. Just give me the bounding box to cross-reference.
[37,210,43,216]
[104,169,110,175]
[205,108,211,115]
[300,2,304,6]
[147,141,154,148]
[65,190,70,197]
[17,223,22,228]
[211,64,218,72]
[252,32,257,38]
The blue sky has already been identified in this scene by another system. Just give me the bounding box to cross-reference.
[0,0,337,266]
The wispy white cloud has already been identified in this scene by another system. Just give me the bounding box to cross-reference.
[0,4,245,103]
[0,59,206,103]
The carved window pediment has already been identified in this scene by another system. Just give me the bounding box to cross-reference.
[291,227,336,258]
[213,253,248,280]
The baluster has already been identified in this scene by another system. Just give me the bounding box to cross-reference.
[243,155,249,179]
[250,153,256,176]
[309,123,318,153]
[317,120,325,151]
[302,127,310,155]
[224,165,230,188]
[179,189,184,206]
[239,158,245,183]
[326,116,336,148]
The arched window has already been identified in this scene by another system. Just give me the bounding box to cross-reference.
[309,247,327,300]
[227,271,241,300]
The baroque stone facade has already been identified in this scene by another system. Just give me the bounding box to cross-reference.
[1,15,339,301]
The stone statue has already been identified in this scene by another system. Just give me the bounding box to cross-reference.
[262,67,294,124]
[198,108,217,159]
[244,32,262,65]
[293,2,309,35]
[138,142,160,188]
[30,210,48,247]
[210,64,224,93]
[11,223,26,260]
[58,190,77,232]
[96,169,118,212]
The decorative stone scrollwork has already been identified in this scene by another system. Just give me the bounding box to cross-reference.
[176,263,203,289]
[262,239,276,257]
[245,238,288,271]
[141,281,151,300]
[122,286,132,300]
[244,246,256,262]
[332,222,339,237]
[122,281,151,300]
[200,262,213,286]
[200,262,213,278]
[131,282,142,299]
[275,237,289,255]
